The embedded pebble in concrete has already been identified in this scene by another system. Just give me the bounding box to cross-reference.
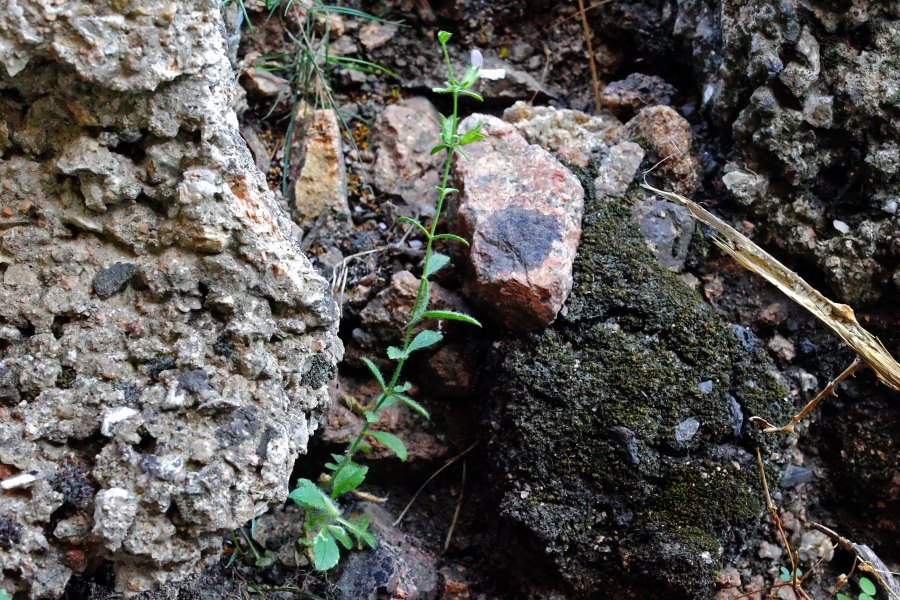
[0,2,341,597]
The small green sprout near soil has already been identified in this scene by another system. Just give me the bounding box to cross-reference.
[837,576,878,600]
[287,30,485,571]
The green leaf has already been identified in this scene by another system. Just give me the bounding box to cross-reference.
[436,186,459,197]
[408,329,443,354]
[339,516,376,549]
[311,5,403,25]
[395,393,430,419]
[437,30,451,44]
[324,462,339,471]
[836,594,852,600]
[858,577,876,595]
[369,431,408,461]
[360,356,385,390]
[420,310,482,327]
[424,253,451,278]
[364,411,379,425]
[433,233,469,246]
[394,381,413,393]
[438,113,454,145]
[410,279,430,322]
[779,567,792,582]
[331,461,368,497]
[460,65,480,88]
[311,530,340,571]
[325,55,401,79]
[459,122,485,146]
[255,549,278,569]
[859,594,874,600]
[288,479,339,516]
[397,216,430,238]
[460,89,484,102]
[432,86,452,94]
[430,143,448,155]
[387,346,408,361]
[327,525,353,549]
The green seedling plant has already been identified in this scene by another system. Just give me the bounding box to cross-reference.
[837,576,878,600]
[287,30,484,571]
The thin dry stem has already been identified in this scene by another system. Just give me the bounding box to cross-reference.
[756,448,813,600]
[394,442,478,526]
[750,358,865,433]
[576,0,602,112]
[443,459,466,552]
[808,522,900,599]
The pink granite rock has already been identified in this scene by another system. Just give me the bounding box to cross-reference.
[453,114,584,332]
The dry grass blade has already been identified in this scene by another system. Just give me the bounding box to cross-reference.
[576,0,602,113]
[640,182,900,392]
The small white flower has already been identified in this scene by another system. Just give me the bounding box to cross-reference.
[479,68,507,81]
[469,48,505,80]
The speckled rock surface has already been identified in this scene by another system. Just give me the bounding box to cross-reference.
[502,101,621,168]
[600,72,677,119]
[672,0,900,305]
[0,2,340,597]
[453,114,584,332]
[371,96,443,218]
[623,105,701,196]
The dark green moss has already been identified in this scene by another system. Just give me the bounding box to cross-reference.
[489,169,789,598]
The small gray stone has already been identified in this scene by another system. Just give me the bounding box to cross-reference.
[779,465,815,488]
[92,263,138,299]
[631,197,694,272]
[698,380,714,394]
[726,395,744,436]
[610,426,640,465]
[674,417,701,444]
[595,142,645,197]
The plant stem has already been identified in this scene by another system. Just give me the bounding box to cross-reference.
[328,47,460,494]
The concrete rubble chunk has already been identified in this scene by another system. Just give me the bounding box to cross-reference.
[0,2,341,598]
[453,114,584,332]
[503,100,622,168]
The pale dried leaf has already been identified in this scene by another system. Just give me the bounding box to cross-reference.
[641,182,900,391]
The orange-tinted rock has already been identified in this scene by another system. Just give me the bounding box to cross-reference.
[453,115,584,332]
[623,105,701,195]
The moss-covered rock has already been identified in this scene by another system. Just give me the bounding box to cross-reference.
[487,172,791,598]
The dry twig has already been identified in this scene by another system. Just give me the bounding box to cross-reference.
[576,0,602,112]
[808,522,900,599]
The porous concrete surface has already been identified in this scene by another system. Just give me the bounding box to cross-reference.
[0,1,340,597]
[678,0,900,305]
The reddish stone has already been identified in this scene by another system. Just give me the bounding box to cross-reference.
[453,115,584,332]
[623,105,701,195]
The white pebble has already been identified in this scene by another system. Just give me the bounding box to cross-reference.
[101,406,139,436]
[1,472,37,490]
[832,219,850,235]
